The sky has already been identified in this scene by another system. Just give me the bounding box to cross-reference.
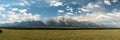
[0,0,120,27]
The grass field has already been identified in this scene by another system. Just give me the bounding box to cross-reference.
[0,29,120,40]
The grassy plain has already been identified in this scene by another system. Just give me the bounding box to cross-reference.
[0,29,120,40]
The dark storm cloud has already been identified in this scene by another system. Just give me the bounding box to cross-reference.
[3,18,102,28]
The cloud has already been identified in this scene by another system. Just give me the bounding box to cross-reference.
[80,3,101,12]
[44,10,120,27]
[11,8,19,11]
[2,0,31,7]
[81,8,90,12]
[0,0,41,24]
[104,0,111,5]
[66,12,74,15]
[0,10,40,24]
[49,0,63,7]
[112,0,118,2]
[66,6,73,12]
[58,10,64,13]
[44,15,102,27]
[19,9,27,13]
[0,7,5,11]
[16,0,31,6]
[43,1,120,27]
[18,3,26,6]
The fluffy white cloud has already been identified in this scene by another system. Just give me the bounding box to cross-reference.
[66,6,73,12]
[71,1,77,4]
[0,0,41,24]
[81,8,90,12]
[112,0,118,2]
[0,7,5,11]
[58,10,64,13]
[53,10,120,27]
[80,3,102,12]
[0,10,40,24]
[18,3,26,6]
[19,9,27,13]
[6,0,31,7]
[23,0,30,6]
[16,0,30,6]
[49,0,63,7]
[0,8,40,24]
[104,0,111,5]
[11,8,18,11]
[66,12,74,15]
[50,1,120,27]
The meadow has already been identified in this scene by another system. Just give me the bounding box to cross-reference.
[0,29,120,40]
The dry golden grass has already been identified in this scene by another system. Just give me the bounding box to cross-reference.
[0,29,120,40]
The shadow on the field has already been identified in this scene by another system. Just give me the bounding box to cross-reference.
[0,30,2,33]
[1,27,120,30]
